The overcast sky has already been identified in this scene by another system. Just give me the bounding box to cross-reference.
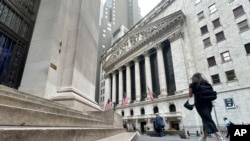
[138,0,162,17]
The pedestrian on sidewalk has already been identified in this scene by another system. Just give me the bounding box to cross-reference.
[155,113,165,137]
[189,72,225,141]
[132,123,136,131]
[224,117,234,138]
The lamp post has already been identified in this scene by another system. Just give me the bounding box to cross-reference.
[213,102,220,131]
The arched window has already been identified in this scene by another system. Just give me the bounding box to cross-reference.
[121,110,124,116]
[169,104,176,112]
[130,109,134,116]
[141,108,145,115]
[153,106,159,114]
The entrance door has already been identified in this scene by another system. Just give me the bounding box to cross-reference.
[140,121,146,134]
[0,0,40,88]
[171,121,180,130]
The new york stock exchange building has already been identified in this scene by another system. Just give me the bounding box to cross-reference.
[101,0,250,134]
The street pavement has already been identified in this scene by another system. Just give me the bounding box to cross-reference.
[136,134,229,141]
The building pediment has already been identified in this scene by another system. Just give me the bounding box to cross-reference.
[102,10,185,71]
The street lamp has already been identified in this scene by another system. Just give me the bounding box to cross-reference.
[213,101,220,131]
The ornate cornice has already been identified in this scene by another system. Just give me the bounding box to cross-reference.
[102,10,186,72]
[103,0,176,59]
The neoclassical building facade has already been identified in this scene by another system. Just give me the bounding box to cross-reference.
[100,0,250,133]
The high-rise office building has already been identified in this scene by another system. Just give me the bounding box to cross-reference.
[96,0,141,104]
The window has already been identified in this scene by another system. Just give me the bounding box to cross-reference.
[153,106,159,114]
[225,70,236,81]
[207,56,216,67]
[169,104,176,112]
[209,4,217,14]
[211,74,220,84]
[221,51,231,62]
[215,31,226,42]
[203,37,212,47]
[130,109,134,116]
[197,11,204,21]
[121,111,124,116]
[244,43,250,54]
[141,108,145,115]
[200,25,208,35]
[212,18,221,29]
[237,20,249,32]
[233,6,245,18]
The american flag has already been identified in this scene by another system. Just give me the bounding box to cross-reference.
[147,87,155,101]
[122,92,129,107]
[105,99,112,109]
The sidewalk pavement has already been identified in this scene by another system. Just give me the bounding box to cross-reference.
[136,134,229,141]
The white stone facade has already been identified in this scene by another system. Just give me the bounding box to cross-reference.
[19,0,102,112]
[101,0,250,133]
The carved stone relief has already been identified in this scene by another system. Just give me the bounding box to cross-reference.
[103,10,186,72]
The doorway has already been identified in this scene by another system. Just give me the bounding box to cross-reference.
[170,121,180,130]
[140,121,147,134]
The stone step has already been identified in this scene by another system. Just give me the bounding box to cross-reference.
[0,126,125,141]
[0,104,110,127]
[96,132,138,141]
[0,92,101,121]
[0,86,68,110]
[0,85,108,122]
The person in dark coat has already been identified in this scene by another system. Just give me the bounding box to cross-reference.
[155,113,165,137]
[189,72,225,141]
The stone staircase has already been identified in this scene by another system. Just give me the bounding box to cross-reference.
[0,85,129,141]
[97,132,138,141]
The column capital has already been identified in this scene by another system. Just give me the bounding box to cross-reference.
[133,57,140,63]
[112,70,118,75]
[143,51,150,57]
[154,43,162,50]
[125,62,131,67]
[104,74,110,79]
[168,31,184,43]
[118,67,123,71]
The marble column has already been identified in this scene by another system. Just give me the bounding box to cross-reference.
[112,72,116,103]
[169,37,188,92]
[118,68,123,105]
[104,74,111,104]
[134,58,141,102]
[126,63,131,103]
[144,51,153,92]
[156,44,167,96]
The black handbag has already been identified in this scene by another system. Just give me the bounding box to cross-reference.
[184,100,194,110]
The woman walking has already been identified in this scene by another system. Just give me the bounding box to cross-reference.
[189,72,225,141]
